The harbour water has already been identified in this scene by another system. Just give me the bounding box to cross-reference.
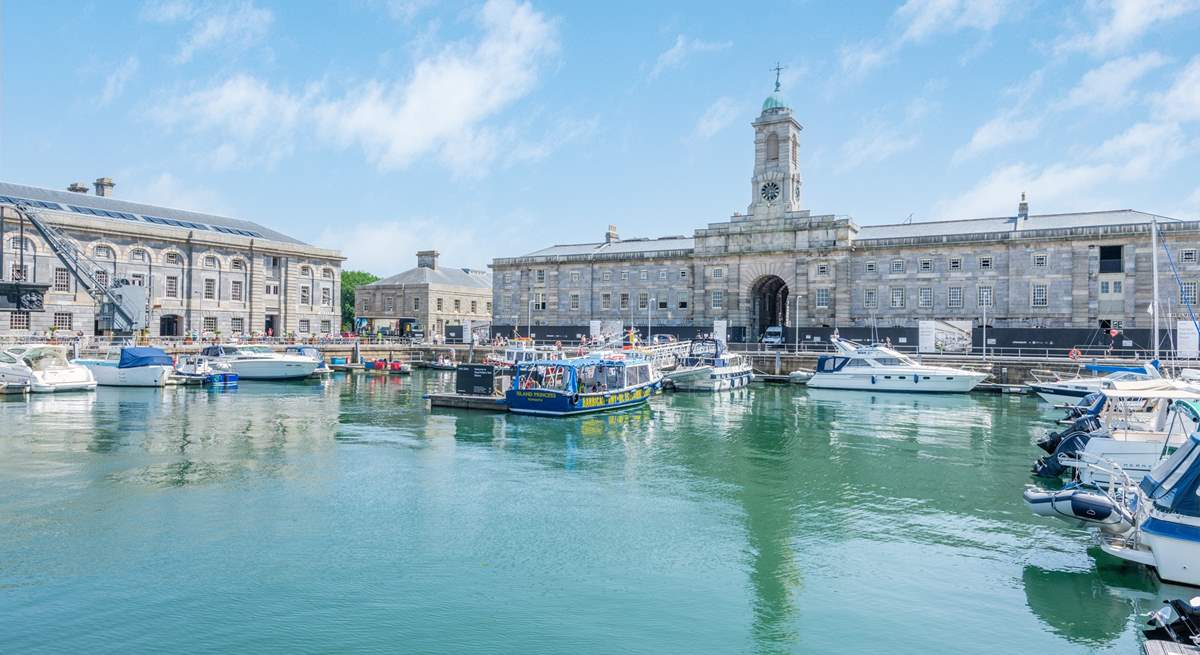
[0,374,1181,653]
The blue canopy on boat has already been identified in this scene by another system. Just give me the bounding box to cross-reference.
[118,347,173,369]
[1140,433,1200,517]
[1084,360,1160,375]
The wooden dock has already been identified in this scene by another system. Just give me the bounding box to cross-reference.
[426,392,508,412]
[1144,640,1200,655]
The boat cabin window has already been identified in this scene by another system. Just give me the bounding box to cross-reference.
[631,364,648,385]
[577,365,607,393]
[817,357,849,373]
[605,365,625,390]
[0,352,16,364]
[201,346,225,357]
[872,356,907,366]
[843,359,871,367]
[518,364,570,391]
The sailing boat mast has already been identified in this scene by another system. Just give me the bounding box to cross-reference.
[1152,216,1160,361]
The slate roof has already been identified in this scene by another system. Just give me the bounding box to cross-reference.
[0,180,308,246]
[365,266,492,289]
[856,210,1178,241]
[516,236,695,258]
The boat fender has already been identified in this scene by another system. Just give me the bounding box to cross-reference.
[914,374,919,383]
[570,393,580,405]
[871,375,876,385]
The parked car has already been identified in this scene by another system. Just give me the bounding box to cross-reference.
[761,326,785,347]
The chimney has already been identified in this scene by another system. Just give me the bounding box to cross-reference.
[1017,192,1029,220]
[94,177,114,197]
[605,224,619,243]
[416,250,439,270]
[67,182,89,194]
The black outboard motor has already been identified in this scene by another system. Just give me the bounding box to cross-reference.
[1036,414,1102,455]
[1143,598,1200,644]
[1032,429,1095,478]
[1060,393,1101,421]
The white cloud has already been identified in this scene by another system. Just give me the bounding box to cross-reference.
[385,0,433,22]
[174,1,274,64]
[139,0,196,22]
[312,0,558,173]
[896,0,1013,42]
[125,172,230,216]
[1154,55,1200,123]
[1056,0,1199,56]
[838,41,892,77]
[837,121,919,171]
[99,56,140,106]
[692,97,740,140]
[317,215,532,274]
[1058,51,1169,109]
[953,114,1042,162]
[150,74,312,168]
[649,35,731,79]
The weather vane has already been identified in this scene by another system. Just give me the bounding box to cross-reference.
[771,62,785,92]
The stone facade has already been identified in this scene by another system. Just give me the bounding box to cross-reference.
[491,90,1200,338]
[355,251,492,338]
[0,183,342,338]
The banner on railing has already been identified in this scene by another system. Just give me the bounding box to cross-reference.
[918,320,973,353]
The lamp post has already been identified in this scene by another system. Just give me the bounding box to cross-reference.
[648,297,655,343]
[527,299,535,341]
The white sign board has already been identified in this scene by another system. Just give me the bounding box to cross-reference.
[918,320,973,353]
[713,319,728,343]
[589,320,602,338]
[1178,320,1199,358]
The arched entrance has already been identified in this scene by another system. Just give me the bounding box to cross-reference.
[159,314,180,337]
[750,275,789,339]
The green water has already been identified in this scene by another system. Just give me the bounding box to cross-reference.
[0,374,1180,653]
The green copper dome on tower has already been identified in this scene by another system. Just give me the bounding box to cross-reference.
[762,62,788,112]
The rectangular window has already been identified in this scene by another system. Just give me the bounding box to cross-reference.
[453,299,461,312]
[678,299,688,310]
[53,312,73,330]
[711,290,724,310]
[1113,280,1123,293]
[301,286,311,304]
[978,286,993,307]
[1100,281,1110,294]
[712,267,724,279]
[919,259,932,272]
[299,319,310,333]
[166,276,179,298]
[1182,282,1197,306]
[321,320,331,333]
[816,263,830,277]
[10,311,29,330]
[1099,245,1124,273]
[321,288,331,305]
[815,288,831,308]
[620,293,629,310]
[638,292,649,310]
[569,293,580,311]
[231,317,245,334]
[890,288,905,308]
[533,293,546,311]
[231,280,243,301]
[864,288,877,309]
[1183,249,1198,264]
[919,287,932,308]
[503,272,512,284]
[436,297,443,311]
[232,259,245,271]
[265,283,279,296]
[865,261,877,273]
[384,296,394,312]
[979,256,993,270]
[471,301,477,313]
[1033,253,1048,268]
[204,255,217,268]
[130,273,145,287]
[204,279,216,300]
[10,264,27,281]
[570,271,580,283]
[413,297,421,311]
[535,269,545,284]
[96,270,109,287]
[601,293,612,310]
[203,316,217,332]
[948,287,963,308]
[1032,283,1048,307]
[680,269,688,280]
[602,271,612,282]
[949,257,962,271]
[640,270,648,281]
[891,259,905,273]
[621,271,629,281]
[54,267,70,291]
[658,270,666,280]
[361,298,370,312]
[658,298,668,310]
[486,302,492,313]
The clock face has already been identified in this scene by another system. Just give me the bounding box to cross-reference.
[760,182,780,202]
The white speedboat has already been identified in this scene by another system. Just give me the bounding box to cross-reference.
[483,338,563,371]
[1028,362,1160,405]
[805,337,987,393]
[0,344,96,392]
[1025,430,1200,587]
[666,338,753,391]
[198,344,319,380]
[285,345,331,377]
[76,346,175,387]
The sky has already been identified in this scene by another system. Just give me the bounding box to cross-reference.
[2,0,1200,275]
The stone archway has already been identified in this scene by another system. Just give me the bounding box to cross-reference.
[750,275,789,339]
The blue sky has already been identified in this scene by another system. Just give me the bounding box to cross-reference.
[2,0,1200,274]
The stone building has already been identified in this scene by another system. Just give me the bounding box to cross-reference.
[490,83,1200,342]
[0,179,343,338]
[355,250,492,339]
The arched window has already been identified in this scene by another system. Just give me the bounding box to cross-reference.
[300,266,312,276]
[322,268,334,279]
[164,252,183,265]
[94,245,115,259]
[8,236,34,252]
[766,132,779,161]
[231,258,246,271]
[129,249,148,263]
[204,255,219,269]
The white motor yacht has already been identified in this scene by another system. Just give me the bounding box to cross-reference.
[666,338,753,391]
[1028,362,1160,405]
[805,337,987,393]
[198,344,319,380]
[76,346,175,387]
[0,344,96,392]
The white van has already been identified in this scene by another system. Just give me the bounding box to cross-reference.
[761,326,784,347]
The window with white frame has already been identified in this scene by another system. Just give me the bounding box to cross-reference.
[978,286,993,307]
[532,293,545,311]
[1183,249,1198,264]
[815,288,831,308]
[231,318,245,333]
[164,252,183,265]
[301,286,311,304]
[384,296,394,312]
[1033,253,1047,268]
[299,319,310,333]
[602,271,611,282]
[94,245,114,259]
[413,297,421,311]
[535,269,545,284]
[619,293,629,310]
[1032,283,1048,307]
[890,287,905,308]
[919,287,933,308]
[1182,282,1198,306]
[864,288,877,308]
[569,293,580,311]
[166,276,179,298]
[321,320,331,333]
[979,256,993,270]
[203,316,217,332]
[204,255,218,268]
[948,287,963,308]
[10,263,27,281]
[130,249,148,263]
[816,263,830,277]
[504,272,512,284]
[53,312,73,330]
[621,271,629,281]
[231,280,243,301]
[570,271,581,283]
[300,266,311,276]
[321,288,331,305]
[658,270,667,280]
[130,273,145,287]
[658,297,668,310]
[232,258,245,271]
[712,267,724,279]
[891,259,905,273]
[865,261,877,273]
[204,278,216,300]
[265,283,279,296]
[322,268,334,279]
[711,290,724,309]
[638,292,649,310]
[436,297,443,311]
[471,300,477,314]
[919,259,932,272]
[678,298,688,309]
[680,269,688,280]
[453,299,461,312]
[949,257,962,271]
[54,268,69,292]
[601,293,612,310]
[11,311,30,330]
[638,270,647,281]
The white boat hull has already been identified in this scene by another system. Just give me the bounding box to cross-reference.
[228,358,319,380]
[806,370,985,393]
[1101,513,1200,586]
[79,361,172,387]
[0,368,97,393]
[669,364,753,391]
[1076,438,1170,485]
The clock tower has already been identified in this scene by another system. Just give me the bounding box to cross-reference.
[749,67,803,218]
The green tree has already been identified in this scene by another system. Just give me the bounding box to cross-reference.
[341,270,380,331]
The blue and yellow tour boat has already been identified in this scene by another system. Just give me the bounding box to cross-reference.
[506,353,662,417]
